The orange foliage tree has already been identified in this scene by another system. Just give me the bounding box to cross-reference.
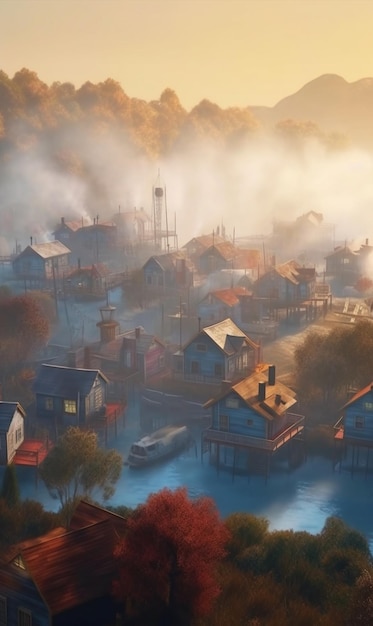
[113,487,230,624]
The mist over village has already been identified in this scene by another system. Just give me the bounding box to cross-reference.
[2,1,373,625]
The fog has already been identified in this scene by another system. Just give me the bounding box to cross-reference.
[1,126,373,254]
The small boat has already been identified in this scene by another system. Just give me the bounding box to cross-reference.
[127,425,191,468]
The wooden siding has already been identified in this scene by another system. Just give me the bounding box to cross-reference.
[184,337,225,382]
[211,401,267,438]
[344,395,373,441]
[36,379,106,426]
[0,568,50,626]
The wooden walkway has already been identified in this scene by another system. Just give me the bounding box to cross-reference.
[13,439,53,468]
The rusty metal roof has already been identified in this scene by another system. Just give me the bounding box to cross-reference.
[69,500,127,535]
[341,382,373,410]
[205,287,250,307]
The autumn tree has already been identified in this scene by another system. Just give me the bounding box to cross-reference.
[113,487,230,625]
[39,427,122,526]
[0,464,20,508]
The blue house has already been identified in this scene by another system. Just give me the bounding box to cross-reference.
[181,318,260,385]
[143,251,193,293]
[13,241,71,283]
[34,364,109,428]
[0,402,26,465]
[334,382,373,473]
[202,364,305,477]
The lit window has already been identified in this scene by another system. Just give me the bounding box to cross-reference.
[364,402,373,411]
[14,555,25,570]
[64,400,77,414]
[45,397,53,411]
[18,608,31,626]
[355,416,364,429]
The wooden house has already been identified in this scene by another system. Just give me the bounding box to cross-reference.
[0,402,26,465]
[111,207,151,245]
[53,217,89,248]
[0,501,126,626]
[142,251,193,292]
[64,263,110,298]
[254,260,316,305]
[181,233,226,262]
[197,241,237,274]
[33,364,109,427]
[202,364,305,477]
[334,382,373,473]
[325,245,359,287]
[73,221,117,265]
[13,241,70,282]
[181,317,260,385]
[197,287,250,325]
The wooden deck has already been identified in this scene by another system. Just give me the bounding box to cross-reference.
[12,439,53,467]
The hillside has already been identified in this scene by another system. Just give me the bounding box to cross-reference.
[249,73,373,146]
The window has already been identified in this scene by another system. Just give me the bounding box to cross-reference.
[191,361,199,374]
[247,418,253,426]
[364,402,373,411]
[226,397,239,409]
[355,416,364,429]
[0,596,7,626]
[18,608,31,626]
[45,397,53,411]
[196,343,207,352]
[64,399,77,414]
[342,257,350,265]
[14,555,25,570]
[214,363,223,377]
[219,414,229,431]
[16,428,22,443]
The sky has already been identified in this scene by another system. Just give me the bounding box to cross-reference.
[1,0,373,110]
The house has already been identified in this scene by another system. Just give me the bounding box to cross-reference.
[53,216,90,248]
[197,287,250,325]
[254,260,316,305]
[182,233,226,262]
[13,241,71,283]
[0,402,26,465]
[0,500,126,626]
[142,251,193,292]
[334,382,373,473]
[202,364,305,477]
[73,221,117,265]
[111,207,152,245]
[325,244,359,288]
[197,241,237,274]
[33,364,109,427]
[180,317,260,385]
[64,263,111,298]
[271,210,334,263]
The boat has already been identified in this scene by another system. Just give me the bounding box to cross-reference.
[127,425,191,468]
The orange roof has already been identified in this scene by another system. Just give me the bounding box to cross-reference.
[208,287,250,307]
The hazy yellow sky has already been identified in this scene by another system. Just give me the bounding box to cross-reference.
[1,0,373,110]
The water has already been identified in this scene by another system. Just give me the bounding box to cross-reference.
[9,400,373,552]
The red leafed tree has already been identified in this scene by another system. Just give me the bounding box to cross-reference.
[113,487,230,624]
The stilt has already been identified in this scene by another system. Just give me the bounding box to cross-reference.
[232,447,237,482]
[216,443,220,476]
[351,445,355,477]
[365,447,370,479]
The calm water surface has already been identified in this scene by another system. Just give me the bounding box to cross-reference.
[13,400,373,551]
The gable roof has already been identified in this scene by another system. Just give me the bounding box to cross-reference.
[9,520,121,615]
[0,402,25,430]
[65,263,111,279]
[69,500,127,535]
[143,251,191,272]
[33,364,109,397]
[341,381,373,410]
[15,241,71,261]
[53,218,90,234]
[200,241,237,261]
[190,318,258,354]
[205,364,297,421]
[201,287,250,307]
[325,245,357,259]
[182,234,226,251]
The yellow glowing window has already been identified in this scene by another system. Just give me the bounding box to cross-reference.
[64,400,77,414]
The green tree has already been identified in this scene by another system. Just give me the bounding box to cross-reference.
[1,464,20,508]
[39,427,122,525]
[224,512,269,559]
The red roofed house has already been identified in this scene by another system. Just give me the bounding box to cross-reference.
[197,286,251,325]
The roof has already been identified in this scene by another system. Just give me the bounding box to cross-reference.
[53,218,90,234]
[205,364,297,421]
[182,233,226,251]
[233,248,260,269]
[200,241,237,261]
[0,402,25,431]
[325,245,357,259]
[295,210,323,226]
[9,520,121,615]
[202,287,250,307]
[144,250,191,272]
[94,328,165,361]
[191,317,259,354]
[259,260,315,286]
[65,263,111,279]
[341,381,373,410]
[33,364,109,397]
[15,241,71,261]
[69,500,127,535]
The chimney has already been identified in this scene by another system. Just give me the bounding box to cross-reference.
[275,394,282,406]
[268,365,276,386]
[135,326,141,340]
[61,217,65,224]
[258,381,266,402]
[30,236,33,246]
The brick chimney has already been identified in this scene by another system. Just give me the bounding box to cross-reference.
[268,364,276,386]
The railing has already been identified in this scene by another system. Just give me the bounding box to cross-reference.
[202,413,305,452]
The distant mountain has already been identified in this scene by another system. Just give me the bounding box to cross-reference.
[249,74,373,146]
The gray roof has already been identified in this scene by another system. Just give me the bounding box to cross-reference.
[33,364,108,398]
[0,402,25,431]
[16,241,71,261]
[201,318,259,354]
